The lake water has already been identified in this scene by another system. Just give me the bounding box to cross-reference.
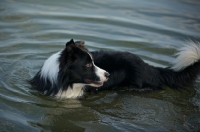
[0,0,200,131]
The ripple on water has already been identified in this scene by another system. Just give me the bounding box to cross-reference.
[0,0,200,131]
[1,14,29,23]
[81,93,186,131]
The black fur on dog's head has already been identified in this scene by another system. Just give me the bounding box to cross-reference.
[58,39,109,91]
[59,39,87,71]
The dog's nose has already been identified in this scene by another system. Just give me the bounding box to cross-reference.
[105,72,110,78]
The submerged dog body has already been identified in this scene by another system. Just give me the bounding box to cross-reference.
[30,39,200,98]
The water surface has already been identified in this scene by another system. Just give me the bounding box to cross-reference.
[0,0,200,131]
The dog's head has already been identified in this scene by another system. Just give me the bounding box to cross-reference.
[59,39,109,87]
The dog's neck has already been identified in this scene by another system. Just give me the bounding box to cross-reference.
[56,83,85,99]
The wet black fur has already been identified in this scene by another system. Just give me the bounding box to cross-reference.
[87,50,200,91]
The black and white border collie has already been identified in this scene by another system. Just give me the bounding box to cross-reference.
[30,39,200,99]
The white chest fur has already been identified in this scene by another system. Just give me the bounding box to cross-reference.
[56,83,85,99]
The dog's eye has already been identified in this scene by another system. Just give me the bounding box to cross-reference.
[86,63,92,68]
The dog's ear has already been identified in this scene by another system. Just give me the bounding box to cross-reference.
[66,39,75,51]
[75,40,85,47]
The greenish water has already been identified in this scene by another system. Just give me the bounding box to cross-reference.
[0,0,200,131]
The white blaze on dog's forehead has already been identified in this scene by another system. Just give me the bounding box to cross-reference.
[40,51,61,84]
[86,51,108,83]
[86,51,94,61]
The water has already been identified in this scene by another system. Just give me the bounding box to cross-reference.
[0,0,200,131]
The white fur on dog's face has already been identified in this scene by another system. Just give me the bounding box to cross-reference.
[86,52,108,87]
[94,63,108,84]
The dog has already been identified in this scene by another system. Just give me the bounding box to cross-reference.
[30,39,200,99]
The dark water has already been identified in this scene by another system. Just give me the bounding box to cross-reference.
[0,0,200,131]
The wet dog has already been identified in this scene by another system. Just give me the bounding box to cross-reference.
[30,39,200,98]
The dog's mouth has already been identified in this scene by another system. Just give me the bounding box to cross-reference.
[84,79,104,86]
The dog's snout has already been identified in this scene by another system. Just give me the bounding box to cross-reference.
[105,72,110,78]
